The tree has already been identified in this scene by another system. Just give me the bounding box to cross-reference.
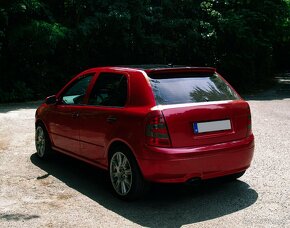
[0,0,289,102]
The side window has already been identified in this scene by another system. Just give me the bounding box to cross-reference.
[88,73,127,107]
[62,74,93,105]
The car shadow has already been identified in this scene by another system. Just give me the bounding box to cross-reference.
[30,152,258,227]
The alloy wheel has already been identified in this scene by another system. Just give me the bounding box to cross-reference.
[110,152,133,196]
[36,126,46,157]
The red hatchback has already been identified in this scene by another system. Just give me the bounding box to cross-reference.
[35,65,254,200]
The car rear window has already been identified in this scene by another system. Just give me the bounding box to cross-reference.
[149,73,239,105]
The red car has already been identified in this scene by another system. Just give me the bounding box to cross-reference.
[35,65,254,200]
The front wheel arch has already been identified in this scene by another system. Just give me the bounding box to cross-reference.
[35,121,52,159]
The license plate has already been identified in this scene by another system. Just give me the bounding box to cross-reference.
[193,120,231,134]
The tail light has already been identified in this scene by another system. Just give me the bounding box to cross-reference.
[145,112,171,147]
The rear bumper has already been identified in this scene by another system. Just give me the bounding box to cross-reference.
[137,134,254,183]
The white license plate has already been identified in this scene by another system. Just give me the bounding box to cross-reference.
[193,119,231,134]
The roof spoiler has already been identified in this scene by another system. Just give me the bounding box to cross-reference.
[145,67,216,74]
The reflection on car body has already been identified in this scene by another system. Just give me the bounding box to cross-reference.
[35,65,254,200]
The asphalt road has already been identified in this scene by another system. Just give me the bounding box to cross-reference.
[0,86,289,227]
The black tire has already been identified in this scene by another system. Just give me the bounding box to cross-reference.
[109,146,149,200]
[225,171,246,181]
[35,124,52,159]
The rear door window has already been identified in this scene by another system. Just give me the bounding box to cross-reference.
[88,73,127,107]
[149,73,239,105]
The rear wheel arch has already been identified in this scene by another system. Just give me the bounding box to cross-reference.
[107,140,143,174]
[107,141,135,161]
[107,140,149,200]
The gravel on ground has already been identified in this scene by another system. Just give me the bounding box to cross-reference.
[0,85,289,227]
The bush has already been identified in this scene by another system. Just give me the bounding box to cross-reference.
[0,81,33,103]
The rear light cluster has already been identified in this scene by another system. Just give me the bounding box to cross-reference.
[145,112,171,147]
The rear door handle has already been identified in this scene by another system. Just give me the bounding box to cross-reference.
[106,116,117,123]
[72,112,80,118]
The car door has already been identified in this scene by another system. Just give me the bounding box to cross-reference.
[47,73,94,155]
[79,72,128,162]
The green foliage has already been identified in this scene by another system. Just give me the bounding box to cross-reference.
[0,0,289,102]
[0,81,33,102]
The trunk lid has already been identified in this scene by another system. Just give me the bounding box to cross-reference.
[160,100,250,147]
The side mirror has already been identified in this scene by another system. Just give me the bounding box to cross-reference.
[45,95,57,105]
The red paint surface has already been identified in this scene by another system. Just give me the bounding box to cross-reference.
[36,66,254,183]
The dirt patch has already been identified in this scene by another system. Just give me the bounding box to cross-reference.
[0,140,8,151]
[0,131,10,151]
[56,193,74,201]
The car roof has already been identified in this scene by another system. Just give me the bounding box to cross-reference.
[107,65,216,74]
[116,64,185,70]
[81,65,216,76]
